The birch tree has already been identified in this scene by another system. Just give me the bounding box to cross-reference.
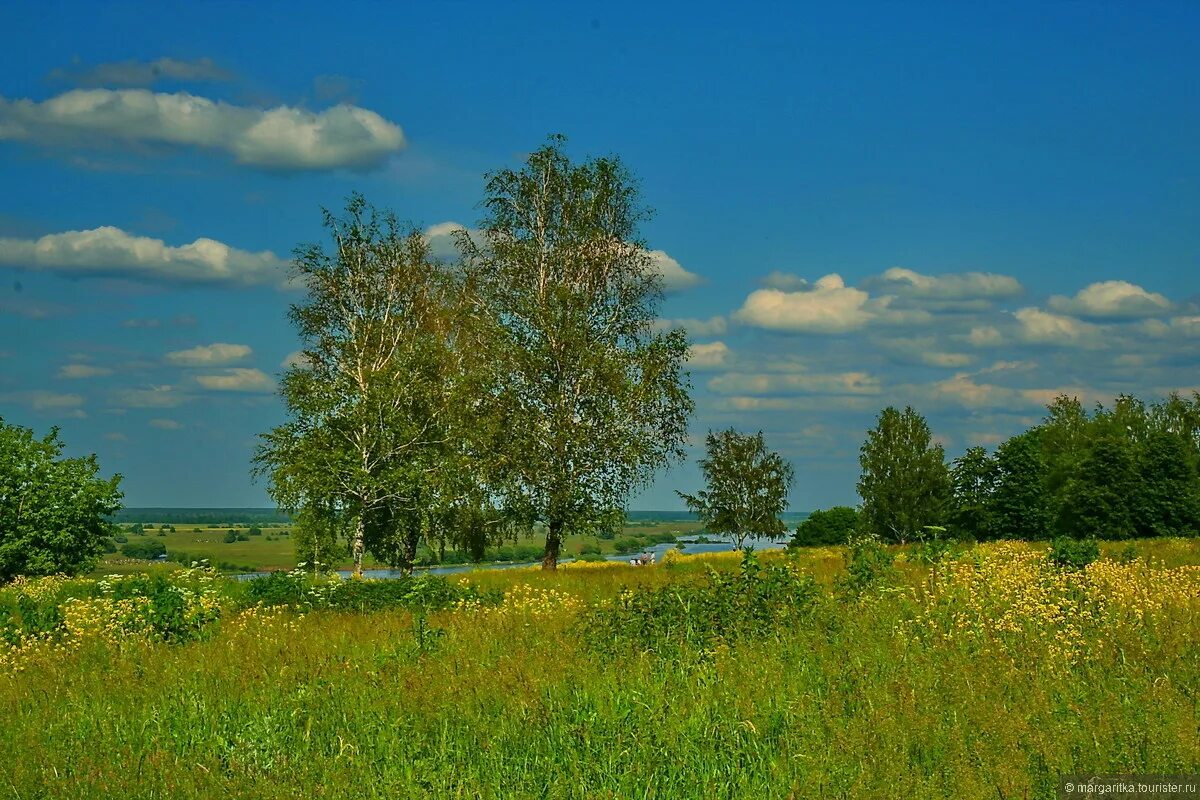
[460,135,693,569]
[255,195,464,576]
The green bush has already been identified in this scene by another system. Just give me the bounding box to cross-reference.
[836,533,894,598]
[1048,537,1099,570]
[120,540,167,560]
[583,551,818,658]
[791,506,859,547]
[243,572,499,613]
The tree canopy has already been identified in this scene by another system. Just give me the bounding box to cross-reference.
[460,135,694,569]
[679,429,793,551]
[857,406,951,544]
[0,418,123,582]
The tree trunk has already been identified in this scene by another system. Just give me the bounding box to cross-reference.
[542,519,563,570]
[352,515,366,578]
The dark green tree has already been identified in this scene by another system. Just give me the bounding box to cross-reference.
[991,430,1052,540]
[678,429,794,551]
[461,135,694,569]
[1133,430,1200,537]
[790,506,859,547]
[0,419,123,581]
[948,446,997,541]
[857,406,950,543]
[1057,435,1140,540]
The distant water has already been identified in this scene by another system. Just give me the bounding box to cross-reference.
[234,533,790,581]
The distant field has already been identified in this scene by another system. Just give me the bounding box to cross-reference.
[99,517,716,574]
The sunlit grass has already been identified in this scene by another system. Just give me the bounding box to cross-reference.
[3,538,1199,798]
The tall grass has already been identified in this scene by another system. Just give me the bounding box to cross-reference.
[2,539,1198,799]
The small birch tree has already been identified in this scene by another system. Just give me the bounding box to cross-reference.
[677,429,794,551]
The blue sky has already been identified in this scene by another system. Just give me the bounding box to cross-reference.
[1,1,1197,510]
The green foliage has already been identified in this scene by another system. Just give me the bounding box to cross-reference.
[583,551,818,657]
[1134,430,1200,537]
[242,571,497,613]
[790,506,859,547]
[1048,536,1100,570]
[836,532,895,598]
[948,447,996,541]
[678,429,793,550]
[857,406,950,543]
[0,418,123,582]
[255,194,466,576]
[120,540,167,560]
[223,530,249,543]
[991,430,1052,540]
[462,135,694,567]
[1057,436,1139,540]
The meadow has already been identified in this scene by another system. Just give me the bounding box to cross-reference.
[3,538,1199,799]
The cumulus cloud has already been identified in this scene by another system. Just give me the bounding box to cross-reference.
[870,267,1023,300]
[195,368,273,392]
[708,369,880,397]
[687,341,730,370]
[58,363,112,378]
[26,391,85,410]
[0,89,405,171]
[644,249,704,292]
[0,227,289,287]
[49,57,234,87]
[111,385,187,409]
[165,343,252,367]
[1013,307,1103,346]
[1048,280,1172,319]
[734,274,926,333]
[967,325,1004,347]
[121,317,161,329]
[148,418,183,430]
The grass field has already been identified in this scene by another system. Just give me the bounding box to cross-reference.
[4,537,1199,798]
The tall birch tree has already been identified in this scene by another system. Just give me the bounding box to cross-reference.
[460,135,693,569]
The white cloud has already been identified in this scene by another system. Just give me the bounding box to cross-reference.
[872,267,1023,300]
[733,273,927,332]
[0,89,405,171]
[195,368,273,392]
[148,418,183,430]
[0,227,289,287]
[687,341,730,370]
[49,57,233,87]
[111,385,187,409]
[734,274,873,333]
[104,432,127,442]
[881,336,974,368]
[708,369,880,396]
[26,391,84,410]
[967,325,1004,347]
[58,363,112,378]
[165,342,252,367]
[423,221,468,261]
[1013,307,1103,346]
[1048,280,1171,319]
[657,315,727,337]
[644,249,703,292]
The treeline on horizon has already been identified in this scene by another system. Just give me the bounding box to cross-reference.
[795,391,1200,547]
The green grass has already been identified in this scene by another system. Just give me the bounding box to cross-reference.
[9,538,1197,798]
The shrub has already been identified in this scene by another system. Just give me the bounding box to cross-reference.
[583,551,818,658]
[791,506,859,547]
[242,571,498,613]
[836,532,894,598]
[1049,537,1099,570]
[120,540,167,560]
